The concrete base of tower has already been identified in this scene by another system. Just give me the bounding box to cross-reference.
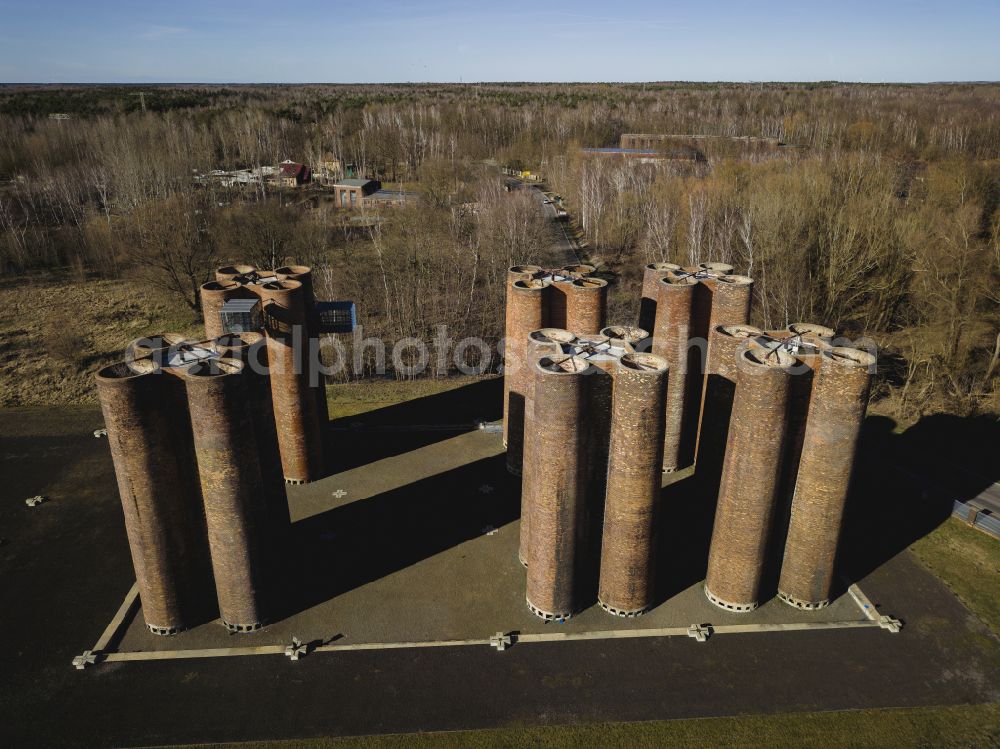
[704,586,758,613]
[778,590,830,611]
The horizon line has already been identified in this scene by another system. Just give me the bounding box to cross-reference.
[2,80,1000,87]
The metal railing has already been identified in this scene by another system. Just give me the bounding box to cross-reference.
[951,499,1000,539]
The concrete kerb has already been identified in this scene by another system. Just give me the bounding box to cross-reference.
[73,578,899,670]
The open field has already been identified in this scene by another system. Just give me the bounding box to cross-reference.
[0,276,200,406]
[324,377,497,421]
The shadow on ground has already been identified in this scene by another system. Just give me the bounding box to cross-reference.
[322,378,503,474]
[283,376,1000,623]
[626,410,1000,610]
[836,412,1000,595]
[4,403,1000,749]
[280,452,519,618]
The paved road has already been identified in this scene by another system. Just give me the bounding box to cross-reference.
[2,406,999,748]
[516,179,581,267]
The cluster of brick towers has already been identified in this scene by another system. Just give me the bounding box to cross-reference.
[96,254,874,637]
[504,261,874,620]
[96,264,326,635]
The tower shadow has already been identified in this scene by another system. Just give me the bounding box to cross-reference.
[653,472,711,604]
[277,452,519,618]
[321,377,503,473]
[836,412,1000,594]
[647,411,1000,609]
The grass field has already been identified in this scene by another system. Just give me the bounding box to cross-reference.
[909,516,1000,636]
[0,276,200,406]
[0,275,494,412]
[156,703,1000,749]
[325,376,494,420]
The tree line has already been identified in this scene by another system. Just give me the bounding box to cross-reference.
[0,82,998,414]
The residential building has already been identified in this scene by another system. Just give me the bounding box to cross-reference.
[278,160,311,187]
[315,154,343,185]
[332,178,380,209]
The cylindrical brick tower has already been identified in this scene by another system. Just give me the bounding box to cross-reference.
[566,278,608,335]
[504,266,543,394]
[199,281,242,341]
[696,324,763,488]
[787,322,835,341]
[761,326,827,586]
[707,275,753,338]
[95,360,214,634]
[275,265,315,308]
[695,274,755,449]
[519,328,577,566]
[778,347,875,610]
[770,329,833,515]
[525,354,593,620]
[212,333,291,557]
[508,264,543,282]
[600,325,649,347]
[638,262,681,333]
[503,278,548,455]
[275,265,328,429]
[699,261,735,275]
[652,273,699,472]
[127,333,194,367]
[691,272,753,374]
[598,353,669,617]
[181,358,272,631]
[547,264,595,329]
[216,264,257,283]
[704,346,797,612]
[258,279,324,483]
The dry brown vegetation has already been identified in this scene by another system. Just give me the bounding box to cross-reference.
[0,82,998,415]
[550,152,1000,417]
[0,277,200,405]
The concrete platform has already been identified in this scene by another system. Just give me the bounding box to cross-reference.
[111,429,871,657]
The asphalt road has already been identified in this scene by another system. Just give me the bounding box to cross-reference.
[518,180,581,267]
[2,406,999,748]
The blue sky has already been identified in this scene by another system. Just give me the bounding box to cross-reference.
[0,0,997,83]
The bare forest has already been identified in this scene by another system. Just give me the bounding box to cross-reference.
[1,82,998,418]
